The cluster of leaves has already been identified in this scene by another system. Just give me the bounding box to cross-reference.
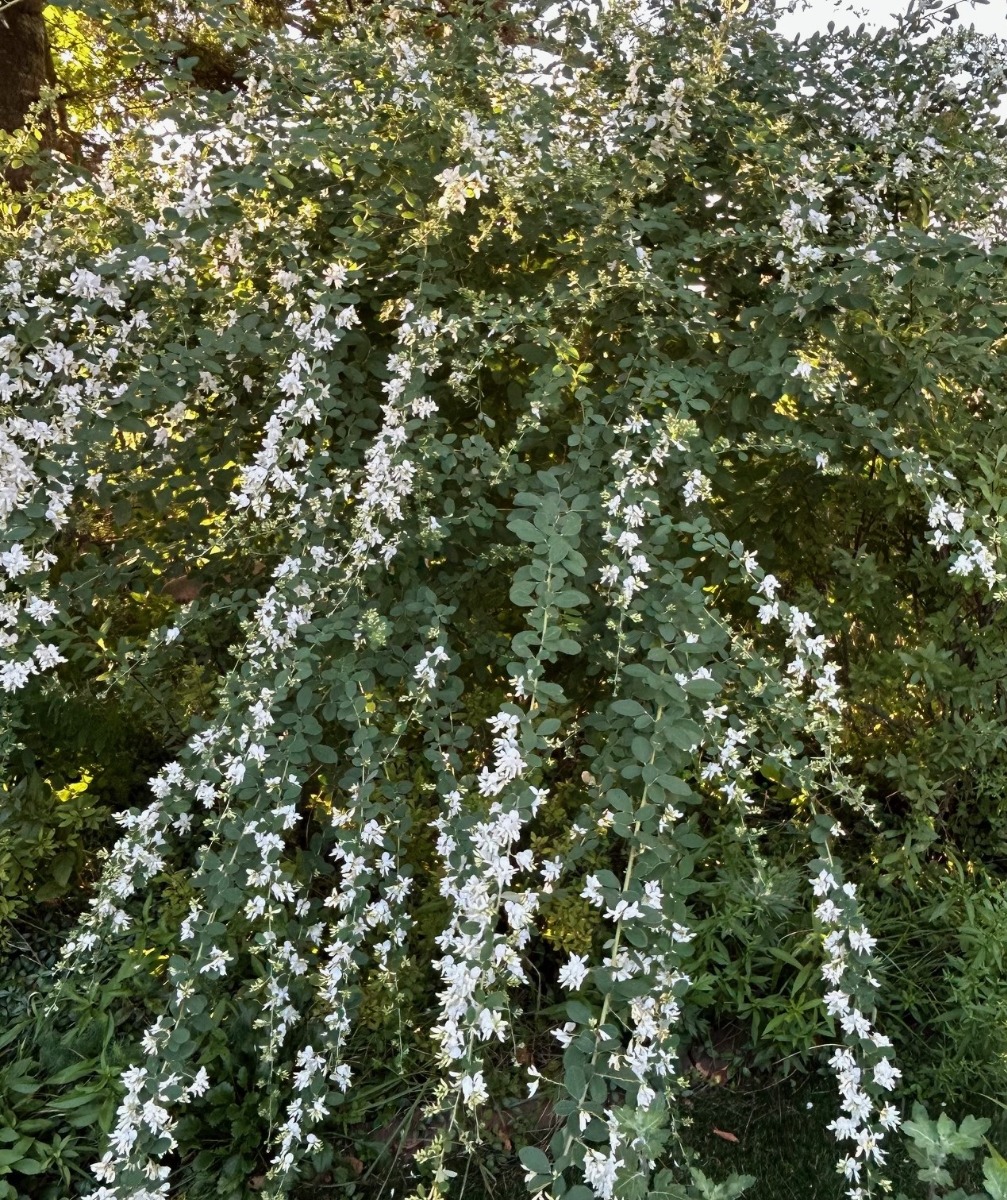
[900,1104,1007,1200]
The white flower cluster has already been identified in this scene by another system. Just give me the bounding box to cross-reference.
[434,165,490,214]
[0,234,188,698]
[927,494,966,548]
[431,719,543,1103]
[477,709,527,797]
[681,468,712,507]
[775,156,834,283]
[37,137,444,1186]
[738,554,842,720]
[597,411,670,606]
[351,351,425,564]
[813,866,901,1198]
[261,303,448,1188]
[86,1064,209,1200]
[72,494,433,1196]
[948,539,997,587]
[912,456,1001,590]
[582,1146,624,1200]
[689,540,900,1198]
[414,642,449,691]
[620,58,691,162]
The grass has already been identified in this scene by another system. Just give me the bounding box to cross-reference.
[301,1067,1007,1200]
[683,1069,1007,1200]
[684,1074,875,1200]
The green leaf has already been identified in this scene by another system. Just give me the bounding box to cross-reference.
[509,519,543,545]
[510,580,538,607]
[12,1159,44,1176]
[984,1142,1007,1200]
[518,1146,552,1177]
[552,589,589,608]
[565,1000,594,1025]
[51,850,76,888]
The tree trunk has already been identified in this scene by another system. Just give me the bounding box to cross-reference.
[0,0,58,188]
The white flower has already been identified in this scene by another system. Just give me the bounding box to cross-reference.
[840,1008,872,1039]
[682,469,712,506]
[828,1115,859,1140]
[581,874,604,906]
[812,869,837,896]
[26,596,57,624]
[187,1067,210,1097]
[1,543,31,578]
[34,643,66,670]
[435,166,490,214]
[127,255,158,282]
[892,153,912,181]
[460,1071,488,1108]
[872,1058,901,1091]
[848,926,877,956]
[108,1122,138,1156]
[477,1008,508,1041]
[558,954,589,990]
[855,1127,886,1165]
[806,208,830,233]
[91,1152,117,1182]
[823,990,851,1017]
[582,1149,623,1200]
[199,946,232,976]
[878,1103,901,1130]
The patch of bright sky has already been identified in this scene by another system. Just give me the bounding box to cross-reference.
[774,0,1006,41]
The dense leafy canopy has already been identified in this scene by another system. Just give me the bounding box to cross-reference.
[4,2,1007,1199]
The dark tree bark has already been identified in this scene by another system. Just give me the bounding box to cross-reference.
[0,0,59,188]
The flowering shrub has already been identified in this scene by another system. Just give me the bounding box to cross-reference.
[5,1,1007,1198]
